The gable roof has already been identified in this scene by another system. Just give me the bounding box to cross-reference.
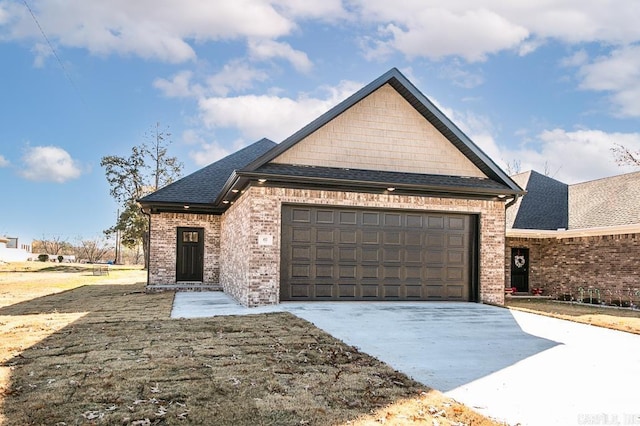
[507,170,568,230]
[139,138,276,211]
[507,169,640,235]
[242,68,520,193]
[141,69,524,212]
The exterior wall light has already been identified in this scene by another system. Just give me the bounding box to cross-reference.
[222,200,230,204]
[387,187,395,191]
[258,178,267,183]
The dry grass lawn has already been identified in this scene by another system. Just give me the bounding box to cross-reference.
[0,263,501,425]
[506,297,640,335]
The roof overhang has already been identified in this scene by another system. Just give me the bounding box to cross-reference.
[507,223,640,239]
[212,170,521,206]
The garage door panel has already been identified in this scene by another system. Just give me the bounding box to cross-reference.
[383,285,401,298]
[281,205,474,301]
[448,234,465,248]
[362,212,380,226]
[383,231,401,245]
[316,210,335,223]
[292,208,311,222]
[292,264,310,278]
[405,233,422,246]
[316,265,333,278]
[426,234,444,247]
[362,230,380,244]
[339,247,357,261]
[316,247,334,261]
[383,247,401,262]
[339,230,357,244]
[406,214,423,227]
[292,228,311,242]
[361,285,379,298]
[315,284,333,298]
[292,246,311,261]
[427,216,444,229]
[362,248,379,262]
[339,211,357,224]
[317,229,335,243]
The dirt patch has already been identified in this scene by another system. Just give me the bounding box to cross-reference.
[0,266,503,425]
[506,298,640,335]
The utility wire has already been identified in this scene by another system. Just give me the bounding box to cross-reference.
[22,0,86,107]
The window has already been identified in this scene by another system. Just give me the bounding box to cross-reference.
[183,231,199,243]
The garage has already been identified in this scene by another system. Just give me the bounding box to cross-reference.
[280,205,478,301]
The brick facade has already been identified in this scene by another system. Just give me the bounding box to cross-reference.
[506,233,640,300]
[148,212,221,286]
[219,185,506,307]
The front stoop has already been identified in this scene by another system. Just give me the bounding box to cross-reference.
[146,283,223,292]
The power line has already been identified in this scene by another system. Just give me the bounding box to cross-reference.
[22,0,86,106]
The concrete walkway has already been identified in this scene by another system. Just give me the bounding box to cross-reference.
[172,292,640,426]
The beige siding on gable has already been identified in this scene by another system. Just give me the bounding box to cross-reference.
[272,84,486,178]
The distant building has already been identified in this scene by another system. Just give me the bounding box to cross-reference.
[0,236,33,262]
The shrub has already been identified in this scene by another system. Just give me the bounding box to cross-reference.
[37,254,49,262]
[57,255,64,263]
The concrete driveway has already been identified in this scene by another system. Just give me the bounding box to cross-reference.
[172,292,640,426]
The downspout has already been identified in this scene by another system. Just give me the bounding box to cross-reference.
[505,193,521,209]
[140,206,151,289]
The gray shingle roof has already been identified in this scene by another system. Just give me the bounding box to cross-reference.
[139,138,276,205]
[253,163,513,193]
[569,171,640,228]
[508,171,568,230]
[508,169,640,230]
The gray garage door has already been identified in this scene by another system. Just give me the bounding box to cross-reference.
[280,205,477,301]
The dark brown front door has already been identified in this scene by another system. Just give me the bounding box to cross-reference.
[176,227,204,282]
[280,205,477,301]
[510,248,529,292]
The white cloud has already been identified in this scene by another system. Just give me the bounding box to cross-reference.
[248,39,313,73]
[20,146,82,183]
[0,154,9,167]
[206,60,269,96]
[0,0,296,63]
[153,70,203,98]
[576,45,640,117]
[197,80,362,141]
[155,62,270,99]
[354,1,640,62]
[189,142,231,166]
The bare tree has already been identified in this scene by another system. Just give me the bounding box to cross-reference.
[33,236,72,256]
[75,237,112,264]
[611,143,640,167]
[504,159,521,175]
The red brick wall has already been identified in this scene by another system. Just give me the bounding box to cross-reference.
[221,185,507,307]
[148,212,221,285]
[506,233,640,299]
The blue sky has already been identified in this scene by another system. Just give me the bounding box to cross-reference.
[1,1,640,245]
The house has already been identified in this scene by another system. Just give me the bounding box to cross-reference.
[140,68,523,307]
[0,237,33,262]
[506,170,640,303]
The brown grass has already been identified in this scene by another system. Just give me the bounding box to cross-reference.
[505,297,640,335]
[0,264,502,425]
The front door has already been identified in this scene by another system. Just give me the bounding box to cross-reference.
[510,248,529,292]
[176,227,204,282]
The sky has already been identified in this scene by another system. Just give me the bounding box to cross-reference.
[1,0,640,245]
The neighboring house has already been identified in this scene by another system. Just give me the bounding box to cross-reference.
[140,68,523,307]
[0,237,33,262]
[506,170,640,302]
